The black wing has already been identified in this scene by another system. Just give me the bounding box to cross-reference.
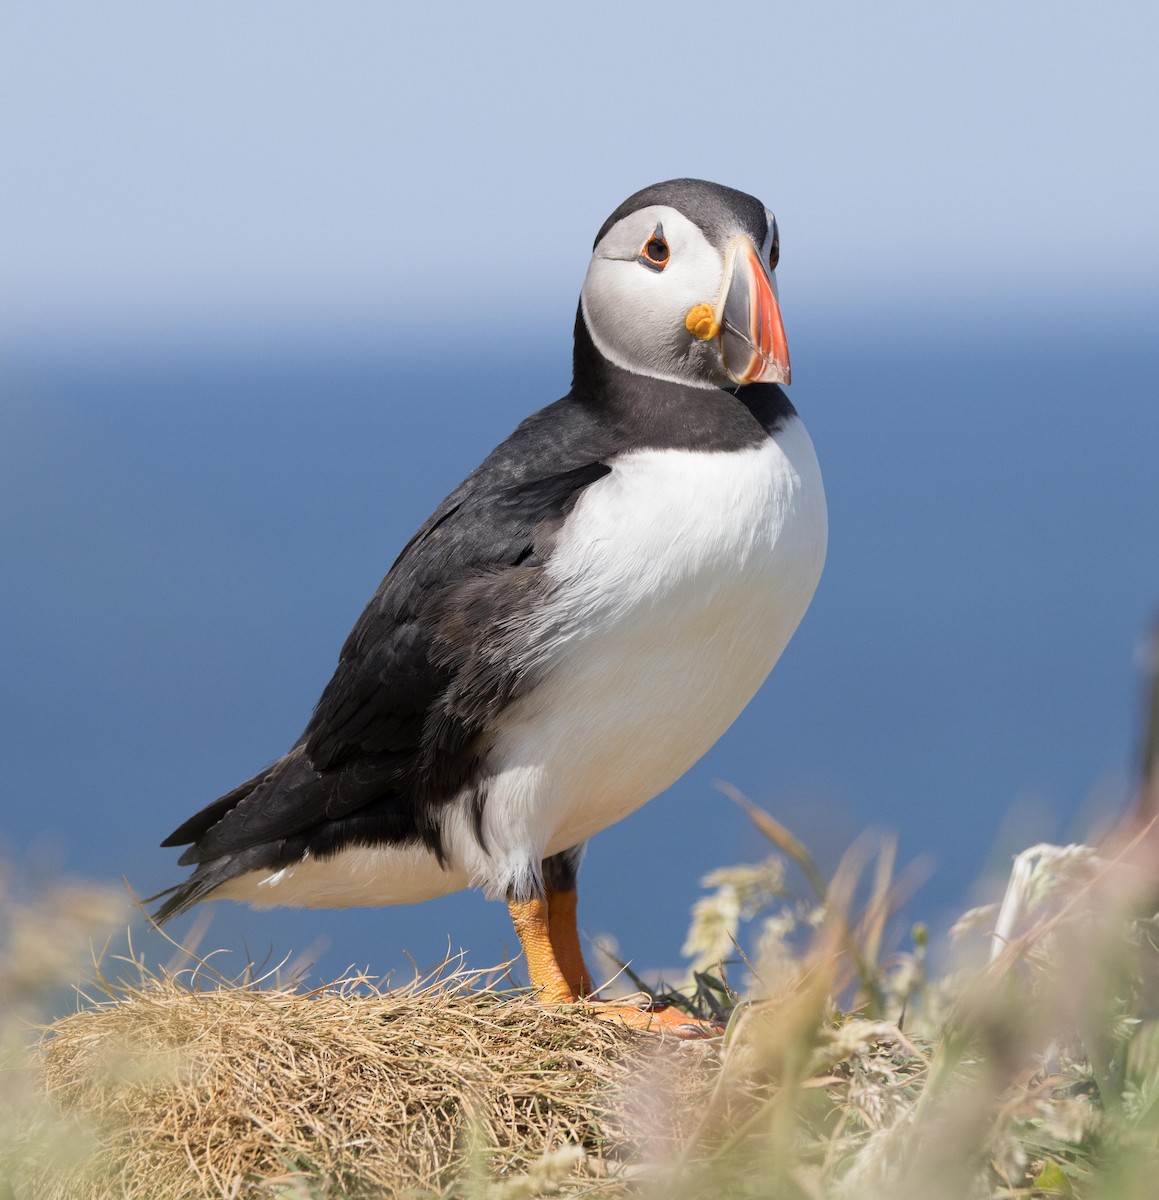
[161,398,612,874]
[302,459,611,782]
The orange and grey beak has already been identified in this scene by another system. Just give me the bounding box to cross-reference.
[717,238,791,386]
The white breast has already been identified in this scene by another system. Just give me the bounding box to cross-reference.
[221,415,827,911]
[455,414,828,898]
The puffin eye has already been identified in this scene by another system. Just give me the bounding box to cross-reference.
[637,225,669,272]
[645,238,669,262]
[768,221,780,271]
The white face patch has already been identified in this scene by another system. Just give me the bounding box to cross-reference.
[580,205,730,389]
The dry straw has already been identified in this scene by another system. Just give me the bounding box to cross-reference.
[15,948,729,1199]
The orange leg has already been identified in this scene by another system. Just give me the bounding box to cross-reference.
[507,894,574,1005]
[507,892,721,1039]
[545,886,593,997]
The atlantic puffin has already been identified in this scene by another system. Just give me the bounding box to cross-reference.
[155,178,828,1036]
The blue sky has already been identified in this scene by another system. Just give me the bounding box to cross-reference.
[3,1,1158,985]
[4,1,1157,346]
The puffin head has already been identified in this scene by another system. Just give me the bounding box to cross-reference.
[580,178,790,391]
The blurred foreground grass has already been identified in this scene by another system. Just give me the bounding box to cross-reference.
[4,799,1159,1199]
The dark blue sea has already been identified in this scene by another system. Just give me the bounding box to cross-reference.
[3,305,1157,985]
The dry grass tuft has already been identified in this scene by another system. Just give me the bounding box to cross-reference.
[20,966,720,1198]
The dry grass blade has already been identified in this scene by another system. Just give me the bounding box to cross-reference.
[718,785,913,1018]
[1135,613,1159,824]
[716,781,827,901]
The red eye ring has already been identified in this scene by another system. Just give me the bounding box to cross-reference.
[637,224,669,271]
[643,237,669,264]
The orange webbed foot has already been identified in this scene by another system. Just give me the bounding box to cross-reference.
[584,996,724,1039]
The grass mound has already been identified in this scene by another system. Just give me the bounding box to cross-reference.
[23,971,719,1198]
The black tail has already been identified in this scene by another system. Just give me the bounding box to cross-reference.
[147,862,230,925]
[152,755,301,925]
[160,766,271,850]
[154,744,423,924]
[149,887,195,925]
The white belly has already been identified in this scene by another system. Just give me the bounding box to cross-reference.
[219,415,826,910]
[454,414,827,898]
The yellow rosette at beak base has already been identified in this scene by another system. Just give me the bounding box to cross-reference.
[684,302,719,340]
